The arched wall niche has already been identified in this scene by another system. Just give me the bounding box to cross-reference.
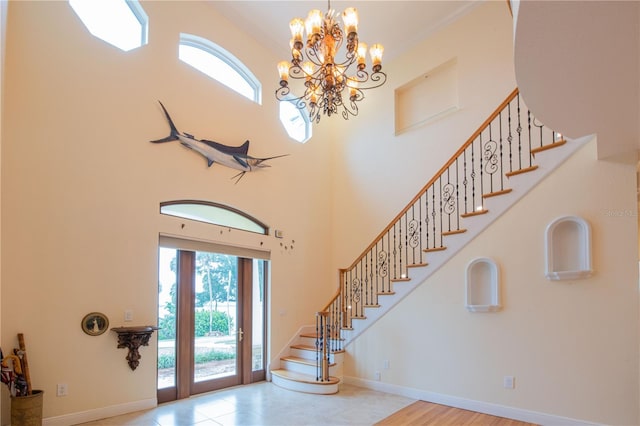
[545,215,593,280]
[465,257,501,312]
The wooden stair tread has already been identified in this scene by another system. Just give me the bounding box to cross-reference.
[531,139,566,154]
[483,188,512,198]
[424,246,447,252]
[506,165,538,177]
[281,355,336,367]
[290,344,316,351]
[365,304,381,308]
[377,291,396,295]
[443,229,466,236]
[461,209,488,218]
[407,262,429,268]
[300,333,344,341]
[391,277,411,282]
[271,369,340,385]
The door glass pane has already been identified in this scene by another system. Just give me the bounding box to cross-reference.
[158,247,177,389]
[193,251,238,382]
[252,259,265,372]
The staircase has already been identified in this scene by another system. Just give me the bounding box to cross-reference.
[270,88,591,394]
[271,325,343,394]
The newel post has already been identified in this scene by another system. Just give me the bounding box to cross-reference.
[316,311,330,382]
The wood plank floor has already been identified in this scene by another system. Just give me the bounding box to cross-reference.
[375,401,538,425]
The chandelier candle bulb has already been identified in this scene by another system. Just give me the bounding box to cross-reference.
[289,18,304,48]
[341,7,358,36]
[370,44,384,71]
[277,61,290,84]
[306,9,323,39]
[357,42,367,68]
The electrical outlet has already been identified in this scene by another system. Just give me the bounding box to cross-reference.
[374,371,381,381]
[124,310,133,322]
[503,376,515,389]
[56,383,68,397]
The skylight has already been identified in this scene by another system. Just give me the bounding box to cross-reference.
[68,0,148,52]
[179,33,261,104]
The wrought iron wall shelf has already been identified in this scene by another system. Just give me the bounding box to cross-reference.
[111,326,159,371]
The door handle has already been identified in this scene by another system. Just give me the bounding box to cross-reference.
[238,328,244,342]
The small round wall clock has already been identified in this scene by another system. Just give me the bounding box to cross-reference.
[81,312,109,336]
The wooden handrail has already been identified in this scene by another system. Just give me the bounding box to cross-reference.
[342,88,520,272]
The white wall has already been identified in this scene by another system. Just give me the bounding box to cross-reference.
[328,1,516,274]
[345,138,639,425]
[514,0,640,161]
[1,1,334,421]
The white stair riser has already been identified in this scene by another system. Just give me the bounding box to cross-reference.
[281,360,318,376]
[290,348,316,361]
[290,348,340,364]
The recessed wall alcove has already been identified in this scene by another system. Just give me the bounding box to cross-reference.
[544,215,593,280]
[465,257,501,312]
[394,58,459,135]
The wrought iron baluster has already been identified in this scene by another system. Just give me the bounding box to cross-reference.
[471,140,477,211]
[419,193,424,254]
[392,223,397,279]
[527,109,533,166]
[408,205,419,265]
[369,250,374,305]
[455,158,460,230]
[431,184,437,248]
[315,313,320,381]
[478,133,484,204]
[516,93,523,171]
[398,215,404,278]
[375,240,380,295]
[386,231,391,292]
[425,188,431,249]
[499,111,504,191]
[508,101,513,173]
[463,149,468,214]
[483,123,499,195]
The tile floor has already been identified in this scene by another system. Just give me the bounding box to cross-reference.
[78,382,416,426]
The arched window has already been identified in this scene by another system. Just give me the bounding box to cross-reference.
[179,33,261,104]
[68,0,148,52]
[279,97,312,143]
[160,200,268,235]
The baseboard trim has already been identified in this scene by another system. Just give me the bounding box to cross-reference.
[343,376,602,426]
[43,398,157,426]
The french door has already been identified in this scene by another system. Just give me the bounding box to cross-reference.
[157,242,267,403]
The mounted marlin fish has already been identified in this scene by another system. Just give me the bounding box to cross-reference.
[150,101,287,183]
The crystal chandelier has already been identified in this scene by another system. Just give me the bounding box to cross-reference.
[275,1,386,123]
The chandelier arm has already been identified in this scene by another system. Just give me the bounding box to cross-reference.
[348,70,387,90]
[275,84,292,101]
[303,47,326,67]
[275,85,310,112]
[341,97,359,120]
